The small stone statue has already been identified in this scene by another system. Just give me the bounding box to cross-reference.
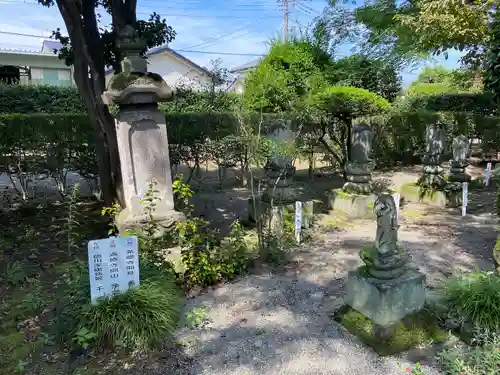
[344,123,376,194]
[374,194,398,256]
[448,135,471,182]
[360,194,406,279]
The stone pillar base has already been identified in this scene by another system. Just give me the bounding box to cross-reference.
[345,267,426,328]
[400,182,458,207]
[447,173,471,183]
[116,208,185,237]
[329,188,376,218]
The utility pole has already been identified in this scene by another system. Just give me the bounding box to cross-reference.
[283,0,289,43]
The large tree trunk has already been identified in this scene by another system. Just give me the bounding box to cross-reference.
[56,0,124,207]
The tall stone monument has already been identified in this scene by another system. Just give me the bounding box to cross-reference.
[102,26,184,234]
[345,194,426,339]
[448,135,471,182]
[343,123,376,194]
[420,124,446,187]
[248,121,313,230]
[329,123,376,218]
[261,123,297,205]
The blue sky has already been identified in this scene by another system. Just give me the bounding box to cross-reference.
[0,0,463,87]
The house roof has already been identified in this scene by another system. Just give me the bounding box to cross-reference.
[41,40,62,53]
[104,44,212,76]
[229,58,261,73]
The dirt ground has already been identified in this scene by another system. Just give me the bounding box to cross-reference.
[0,161,497,375]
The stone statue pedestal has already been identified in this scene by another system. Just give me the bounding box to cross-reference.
[344,194,426,340]
[345,268,426,338]
[448,161,471,183]
[343,160,375,194]
[329,189,376,219]
[102,73,185,235]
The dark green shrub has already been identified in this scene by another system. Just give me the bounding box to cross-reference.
[0,85,85,114]
[442,271,500,332]
[404,92,497,116]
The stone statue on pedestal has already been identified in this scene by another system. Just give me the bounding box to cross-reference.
[448,135,471,182]
[360,194,406,279]
[344,193,427,340]
[343,123,375,194]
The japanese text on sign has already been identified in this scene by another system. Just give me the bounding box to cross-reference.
[87,236,140,305]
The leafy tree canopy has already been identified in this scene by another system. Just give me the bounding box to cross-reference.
[316,0,493,67]
[243,37,335,112]
[36,0,176,205]
[408,66,482,94]
[330,54,402,102]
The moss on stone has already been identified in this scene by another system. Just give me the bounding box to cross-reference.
[108,72,163,91]
[335,189,352,199]
[333,306,449,356]
[400,182,446,202]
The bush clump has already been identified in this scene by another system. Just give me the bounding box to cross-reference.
[53,258,182,352]
[442,271,500,332]
[80,280,182,350]
[440,333,500,375]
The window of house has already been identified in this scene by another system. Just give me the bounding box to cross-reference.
[42,69,60,85]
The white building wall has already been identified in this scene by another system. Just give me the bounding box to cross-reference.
[146,53,211,90]
[104,52,211,90]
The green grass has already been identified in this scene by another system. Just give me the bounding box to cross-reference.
[439,333,500,375]
[333,306,449,356]
[442,271,500,332]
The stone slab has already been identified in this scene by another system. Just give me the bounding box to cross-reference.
[328,189,375,219]
[399,182,460,208]
[344,267,426,327]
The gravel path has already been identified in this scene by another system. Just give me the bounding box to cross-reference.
[173,197,497,375]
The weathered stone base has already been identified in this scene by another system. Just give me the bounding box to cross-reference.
[344,267,426,327]
[328,188,375,218]
[447,173,471,183]
[116,208,185,237]
[400,182,460,207]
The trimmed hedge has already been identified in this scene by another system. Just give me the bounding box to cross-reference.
[405,92,497,116]
[0,85,85,114]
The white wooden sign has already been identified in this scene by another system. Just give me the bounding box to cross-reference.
[295,201,302,244]
[88,236,140,305]
[462,182,468,217]
[392,193,401,225]
[484,162,492,186]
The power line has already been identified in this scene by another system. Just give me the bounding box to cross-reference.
[176,49,265,57]
[0,29,266,56]
[183,22,254,50]
[0,0,301,19]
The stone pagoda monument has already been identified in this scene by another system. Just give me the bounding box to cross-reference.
[420,124,446,187]
[448,135,471,183]
[102,25,184,234]
[343,123,376,194]
[330,123,377,218]
[344,194,426,339]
